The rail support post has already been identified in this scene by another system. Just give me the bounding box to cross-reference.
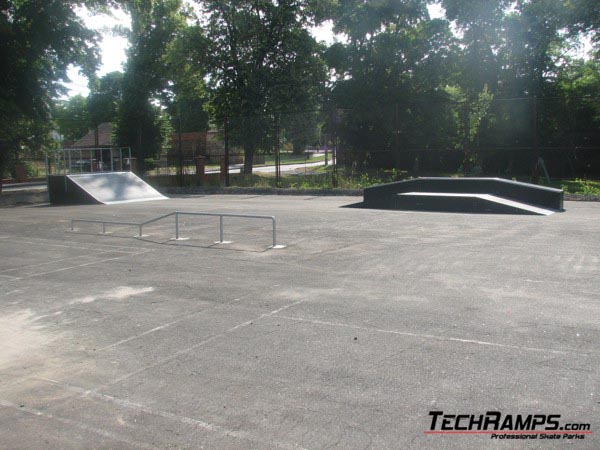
[271,217,286,249]
[215,214,232,244]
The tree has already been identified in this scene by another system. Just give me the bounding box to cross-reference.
[441,0,511,96]
[114,0,187,172]
[88,71,123,127]
[199,0,328,173]
[162,24,210,133]
[0,0,107,184]
[326,0,459,169]
[52,95,91,142]
[567,0,600,58]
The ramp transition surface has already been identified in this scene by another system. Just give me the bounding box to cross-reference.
[363,177,563,215]
[64,172,167,205]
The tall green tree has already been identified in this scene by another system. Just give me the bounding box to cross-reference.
[52,94,91,142]
[88,70,123,127]
[0,0,107,183]
[199,0,328,173]
[163,24,210,134]
[441,0,511,95]
[114,0,187,172]
[327,0,458,168]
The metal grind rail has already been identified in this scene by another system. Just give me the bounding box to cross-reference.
[70,211,285,249]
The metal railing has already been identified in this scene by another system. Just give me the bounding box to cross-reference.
[70,211,285,249]
[49,147,133,176]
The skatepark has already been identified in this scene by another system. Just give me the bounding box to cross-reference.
[0,186,598,448]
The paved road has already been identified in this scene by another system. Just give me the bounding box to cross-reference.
[206,159,327,174]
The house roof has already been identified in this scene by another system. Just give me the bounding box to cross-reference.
[70,122,114,148]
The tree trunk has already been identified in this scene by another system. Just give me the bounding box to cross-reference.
[243,144,254,174]
[292,141,304,155]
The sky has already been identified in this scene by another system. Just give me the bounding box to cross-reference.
[62,7,130,98]
[63,4,446,98]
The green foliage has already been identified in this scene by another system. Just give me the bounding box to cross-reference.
[326,1,459,167]
[199,0,328,173]
[559,178,600,196]
[52,95,92,142]
[469,85,494,144]
[0,0,109,176]
[88,71,123,126]
[163,24,210,133]
[114,0,187,163]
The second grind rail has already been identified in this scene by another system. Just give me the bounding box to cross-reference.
[70,211,285,249]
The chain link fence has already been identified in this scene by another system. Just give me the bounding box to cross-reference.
[3,96,598,191]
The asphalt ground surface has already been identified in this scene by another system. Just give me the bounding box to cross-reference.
[0,195,598,449]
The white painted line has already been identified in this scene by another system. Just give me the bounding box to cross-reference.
[35,378,299,450]
[0,250,151,285]
[105,300,303,388]
[0,273,20,280]
[0,289,21,297]
[0,249,123,274]
[0,398,155,449]
[4,236,145,252]
[275,315,577,356]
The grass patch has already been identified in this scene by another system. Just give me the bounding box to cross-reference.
[226,167,405,190]
[540,178,600,196]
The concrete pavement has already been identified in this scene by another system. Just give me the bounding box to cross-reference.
[0,196,598,448]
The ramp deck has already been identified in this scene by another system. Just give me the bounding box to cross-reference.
[48,172,167,205]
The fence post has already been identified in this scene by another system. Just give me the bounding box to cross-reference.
[275,116,281,188]
[331,108,338,188]
[463,100,471,175]
[395,103,400,175]
[224,116,230,187]
[531,96,540,184]
[178,107,184,187]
